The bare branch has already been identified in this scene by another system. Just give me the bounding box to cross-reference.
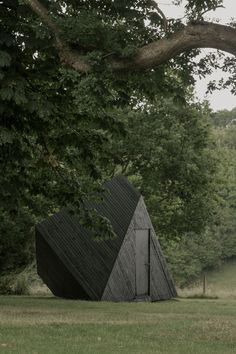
[150,0,168,32]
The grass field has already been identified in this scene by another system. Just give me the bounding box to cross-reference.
[0,296,236,354]
[178,259,236,299]
[1,260,236,353]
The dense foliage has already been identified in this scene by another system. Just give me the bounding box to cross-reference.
[0,0,235,287]
[166,108,236,285]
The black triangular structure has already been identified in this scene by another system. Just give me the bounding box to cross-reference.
[36,175,177,301]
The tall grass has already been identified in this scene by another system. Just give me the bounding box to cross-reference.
[178,259,236,299]
[0,262,50,296]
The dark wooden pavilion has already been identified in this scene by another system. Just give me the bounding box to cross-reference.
[36,175,177,301]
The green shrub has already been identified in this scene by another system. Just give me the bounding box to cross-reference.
[12,274,30,295]
[0,276,13,295]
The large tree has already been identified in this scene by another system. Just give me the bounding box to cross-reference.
[0,0,235,276]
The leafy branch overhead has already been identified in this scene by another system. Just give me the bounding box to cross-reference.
[25,0,236,73]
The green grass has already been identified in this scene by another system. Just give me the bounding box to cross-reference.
[0,296,236,354]
[178,259,236,299]
[1,260,236,353]
[205,259,236,296]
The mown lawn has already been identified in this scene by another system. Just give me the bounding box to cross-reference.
[0,296,236,354]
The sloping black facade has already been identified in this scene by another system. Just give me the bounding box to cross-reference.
[36,175,141,299]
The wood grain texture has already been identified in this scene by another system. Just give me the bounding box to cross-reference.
[102,197,177,301]
[134,198,177,300]
[36,175,140,300]
[102,220,136,301]
[36,175,176,301]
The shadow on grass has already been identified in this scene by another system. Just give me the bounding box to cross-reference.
[179,294,218,300]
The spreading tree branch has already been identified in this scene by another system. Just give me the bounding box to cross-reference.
[110,22,236,71]
[25,0,236,73]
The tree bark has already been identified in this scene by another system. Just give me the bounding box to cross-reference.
[110,22,236,71]
[25,0,236,73]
